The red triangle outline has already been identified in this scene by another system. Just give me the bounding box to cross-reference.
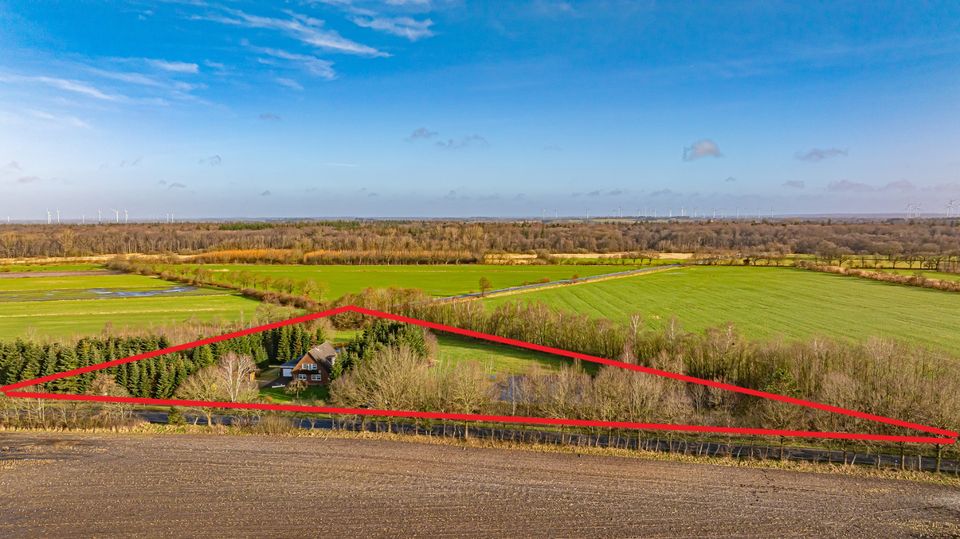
[2,305,956,445]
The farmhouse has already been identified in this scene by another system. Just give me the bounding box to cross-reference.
[280,342,337,385]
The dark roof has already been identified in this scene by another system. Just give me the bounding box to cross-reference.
[279,342,337,369]
[307,342,337,362]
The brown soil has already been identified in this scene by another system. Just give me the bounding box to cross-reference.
[0,432,957,537]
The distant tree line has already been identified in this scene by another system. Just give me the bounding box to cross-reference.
[3,219,959,261]
[795,262,960,293]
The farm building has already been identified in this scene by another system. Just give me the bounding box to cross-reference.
[279,342,337,385]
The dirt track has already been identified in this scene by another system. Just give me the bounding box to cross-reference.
[0,432,958,537]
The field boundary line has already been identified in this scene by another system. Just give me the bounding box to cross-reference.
[2,305,956,443]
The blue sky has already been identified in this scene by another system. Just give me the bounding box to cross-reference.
[1,0,959,219]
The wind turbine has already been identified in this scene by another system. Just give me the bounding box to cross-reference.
[124,209,129,224]
[112,209,120,223]
[97,209,102,224]
[906,202,922,218]
[55,208,60,224]
[946,200,958,218]
[45,209,51,225]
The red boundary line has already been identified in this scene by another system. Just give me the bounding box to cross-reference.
[5,391,953,445]
[1,305,956,443]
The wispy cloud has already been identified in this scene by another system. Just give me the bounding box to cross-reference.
[406,127,438,140]
[436,134,488,149]
[25,109,91,129]
[351,16,434,41]
[195,7,387,57]
[167,182,188,189]
[884,179,915,191]
[251,46,336,79]
[827,179,914,193]
[146,59,200,74]
[16,176,42,184]
[796,147,848,162]
[0,74,122,101]
[260,190,272,196]
[723,176,736,183]
[199,154,222,166]
[276,77,304,90]
[783,180,805,189]
[259,112,282,121]
[682,139,722,161]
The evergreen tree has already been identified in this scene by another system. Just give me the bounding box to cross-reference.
[17,344,42,382]
[50,348,80,393]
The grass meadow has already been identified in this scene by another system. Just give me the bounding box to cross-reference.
[160,263,641,298]
[485,266,960,356]
[0,271,259,339]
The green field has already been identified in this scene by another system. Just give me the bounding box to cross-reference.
[0,272,260,339]
[162,263,642,298]
[0,263,102,273]
[434,333,582,374]
[485,266,960,355]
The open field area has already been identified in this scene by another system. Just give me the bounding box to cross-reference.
[485,266,960,356]
[435,333,583,374]
[159,263,642,298]
[0,263,102,274]
[0,271,259,339]
[0,432,957,537]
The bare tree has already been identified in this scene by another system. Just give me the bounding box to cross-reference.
[218,352,258,403]
[175,353,257,426]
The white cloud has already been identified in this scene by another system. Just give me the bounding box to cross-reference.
[147,59,200,74]
[27,109,90,129]
[796,147,848,162]
[276,77,304,90]
[436,134,488,149]
[199,154,222,166]
[197,7,387,57]
[251,46,336,79]
[407,127,438,140]
[682,139,722,161]
[351,16,434,41]
[0,74,122,101]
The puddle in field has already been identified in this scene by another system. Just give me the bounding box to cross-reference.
[88,286,198,298]
[0,285,200,302]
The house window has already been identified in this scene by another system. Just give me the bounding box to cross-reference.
[311,374,322,381]
[298,374,307,380]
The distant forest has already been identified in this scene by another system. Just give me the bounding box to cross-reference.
[1,219,959,260]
